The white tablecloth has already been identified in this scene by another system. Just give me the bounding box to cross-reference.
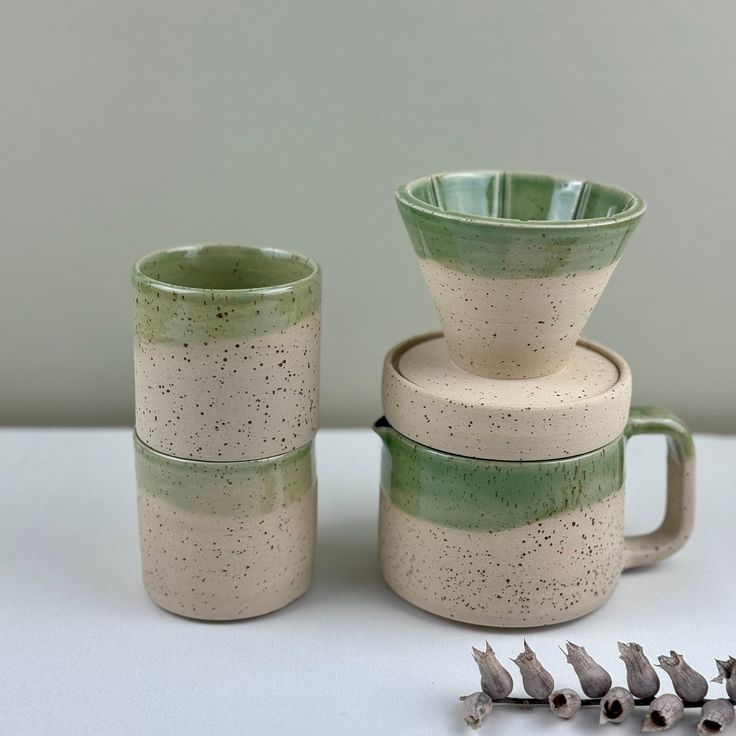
[1,429,734,735]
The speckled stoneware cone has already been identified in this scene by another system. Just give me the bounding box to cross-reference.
[134,244,320,462]
[396,171,646,378]
[375,404,696,626]
[134,433,316,620]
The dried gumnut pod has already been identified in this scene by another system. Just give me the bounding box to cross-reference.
[619,642,661,699]
[472,641,514,699]
[658,651,709,702]
[459,692,493,729]
[642,694,685,732]
[698,699,736,734]
[548,688,582,719]
[562,641,612,698]
[713,658,736,703]
[599,687,636,724]
[512,640,555,699]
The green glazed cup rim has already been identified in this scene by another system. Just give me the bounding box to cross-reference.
[133,243,320,297]
[395,169,646,230]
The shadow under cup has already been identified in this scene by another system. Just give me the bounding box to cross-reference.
[395,171,646,378]
[133,244,321,462]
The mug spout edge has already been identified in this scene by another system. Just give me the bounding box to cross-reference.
[372,416,392,439]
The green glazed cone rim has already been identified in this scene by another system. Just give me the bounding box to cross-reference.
[396,169,646,230]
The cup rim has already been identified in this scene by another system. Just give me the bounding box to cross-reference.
[133,431,312,466]
[395,169,646,229]
[133,243,320,296]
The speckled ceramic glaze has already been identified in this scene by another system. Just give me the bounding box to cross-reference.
[134,433,316,620]
[396,172,646,378]
[376,409,695,627]
[134,245,320,462]
[383,333,631,461]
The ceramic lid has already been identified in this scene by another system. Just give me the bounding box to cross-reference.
[382,332,631,461]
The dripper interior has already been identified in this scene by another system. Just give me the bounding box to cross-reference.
[136,245,316,291]
[408,171,638,223]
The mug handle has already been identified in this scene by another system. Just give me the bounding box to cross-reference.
[623,408,696,569]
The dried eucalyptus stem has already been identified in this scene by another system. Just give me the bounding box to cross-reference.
[548,688,581,719]
[698,699,736,735]
[713,658,736,703]
[642,693,685,732]
[600,686,636,724]
[473,641,513,699]
[463,640,736,731]
[562,641,612,698]
[459,692,493,729]
[659,651,710,702]
[511,640,554,699]
[620,641,661,698]
[485,695,708,708]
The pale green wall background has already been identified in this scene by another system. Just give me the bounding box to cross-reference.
[1,0,734,431]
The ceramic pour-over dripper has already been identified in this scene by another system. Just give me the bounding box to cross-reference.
[396,171,646,378]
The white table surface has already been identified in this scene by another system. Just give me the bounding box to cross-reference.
[1,428,735,735]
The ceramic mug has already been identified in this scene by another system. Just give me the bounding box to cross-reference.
[375,409,695,627]
[134,433,316,620]
[133,244,320,462]
[395,171,646,379]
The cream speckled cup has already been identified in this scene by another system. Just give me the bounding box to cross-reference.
[134,433,316,620]
[133,244,320,462]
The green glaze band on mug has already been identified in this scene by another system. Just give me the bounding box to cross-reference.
[134,244,320,344]
[133,244,321,462]
[396,171,645,278]
[134,433,314,516]
[375,419,623,531]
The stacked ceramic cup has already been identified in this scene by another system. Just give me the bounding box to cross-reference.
[133,244,320,620]
[376,171,696,627]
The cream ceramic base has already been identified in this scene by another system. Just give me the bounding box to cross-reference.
[379,487,624,627]
[138,482,316,621]
[419,259,617,379]
[134,314,320,462]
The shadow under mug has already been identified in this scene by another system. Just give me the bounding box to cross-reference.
[376,408,695,627]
